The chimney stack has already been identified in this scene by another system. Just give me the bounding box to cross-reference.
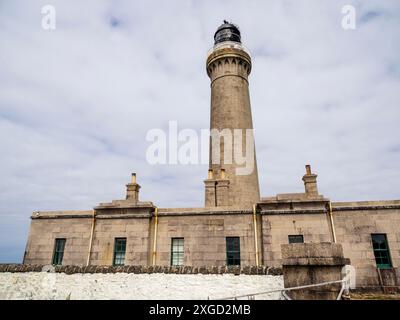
[204,177,216,207]
[126,173,141,202]
[302,165,319,198]
[204,169,230,207]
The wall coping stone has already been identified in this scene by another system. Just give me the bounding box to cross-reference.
[0,264,282,276]
[332,204,400,211]
[281,243,345,259]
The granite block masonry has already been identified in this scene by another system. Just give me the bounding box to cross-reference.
[281,243,350,300]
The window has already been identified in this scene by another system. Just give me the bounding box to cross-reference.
[288,235,304,244]
[371,234,392,269]
[171,238,184,266]
[52,238,66,265]
[226,237,240,266]
[113,238,126,266]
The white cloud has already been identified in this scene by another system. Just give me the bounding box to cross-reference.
[0,0,399,262]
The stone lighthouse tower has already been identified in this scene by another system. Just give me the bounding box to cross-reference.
[204,21,260,208]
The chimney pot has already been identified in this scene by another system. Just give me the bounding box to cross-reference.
[305,165,311,175]
[220,169,226,179]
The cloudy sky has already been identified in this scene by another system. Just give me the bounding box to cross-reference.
[1,0,399,263]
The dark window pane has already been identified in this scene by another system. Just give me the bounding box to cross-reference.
[226,237,240,266]
[52,238,66,265]
[113,238,127,266]
[371,234,392,269]
[288,235,304,244]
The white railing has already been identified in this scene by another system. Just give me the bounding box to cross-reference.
[207,41,251,57]
[210,273,351,300]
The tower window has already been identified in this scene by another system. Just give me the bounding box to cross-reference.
[288,235,304,244]
[52,238,66,265]
[113,238,127,266]
[226,237,240,266]
[371,234,392,269]
[171,238,184,266]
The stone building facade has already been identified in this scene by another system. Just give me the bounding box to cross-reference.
[23,22,399,290]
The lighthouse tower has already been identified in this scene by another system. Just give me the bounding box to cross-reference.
[204,21,260,208]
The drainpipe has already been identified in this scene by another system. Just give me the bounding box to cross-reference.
[152,207,159,266]
[328,201,337,243]
[252,204,260,267]
[86,210,96,266]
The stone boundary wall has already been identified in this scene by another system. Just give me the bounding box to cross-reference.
[0,264,282,276]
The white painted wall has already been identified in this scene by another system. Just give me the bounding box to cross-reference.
[0,273,283,300]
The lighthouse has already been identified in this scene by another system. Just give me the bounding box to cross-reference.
[204,21,260,208]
